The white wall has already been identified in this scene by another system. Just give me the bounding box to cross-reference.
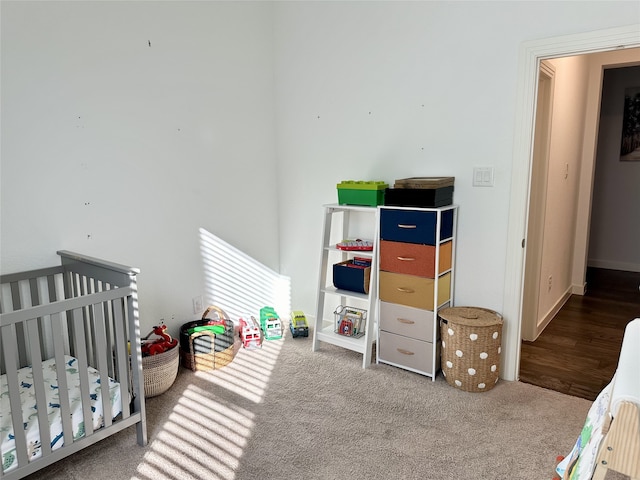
[273,1,640,380]
[2,1,639,378]
[588,65,640,271]
[1,1,279,332]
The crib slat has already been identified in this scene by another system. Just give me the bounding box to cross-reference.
[10,281,28,368]
[51,311,74,448]
[26,318,53,457]
[46,274,58,303]
[70,307,94,438]
[127,291,147,446]
[1,324,30,469]
[83,276,96,367]
[28,278,39,307]
[35,276,53,358]
[100,285,117,379]
[92,304,113,429]
[9,281,22,311]
[112,298,130,420]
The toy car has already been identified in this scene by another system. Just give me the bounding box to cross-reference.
[289,311,309,337]
[239,315,262,349]
[259,306,283,340]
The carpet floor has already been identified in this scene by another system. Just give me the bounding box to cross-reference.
[22,330,617,480]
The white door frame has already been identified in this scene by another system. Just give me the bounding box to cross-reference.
[521,60,555,342]
[502,24,640,382]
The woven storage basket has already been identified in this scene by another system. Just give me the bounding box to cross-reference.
[180,305,237,372]
[182,330,215,371]
[142,344,179,398]
[439,306,503,393]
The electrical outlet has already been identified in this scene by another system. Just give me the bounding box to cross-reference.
[193,295,203,314]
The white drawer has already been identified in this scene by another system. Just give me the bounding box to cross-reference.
[379,301,435,342]
[378,330,439,375]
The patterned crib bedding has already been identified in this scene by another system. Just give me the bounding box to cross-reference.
[0,355,122,474]
[555,379,613,480]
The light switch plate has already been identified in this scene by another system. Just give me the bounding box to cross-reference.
[473,167,494,187]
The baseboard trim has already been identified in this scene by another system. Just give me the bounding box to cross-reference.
[587,259,640,273]
[572,282,586,295]
[531,288,573,341]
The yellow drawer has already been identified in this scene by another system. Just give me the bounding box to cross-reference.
[379,301,435,341]
[379,271,451,310]
[378,330,440,375]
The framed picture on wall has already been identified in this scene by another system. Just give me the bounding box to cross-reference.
[620,86,640,161]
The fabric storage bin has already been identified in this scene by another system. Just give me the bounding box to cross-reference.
[439,306,503,393]
[333,259,371,294]
[337,180,388,206]
[378,331,440,375]
[379,301,435,342]
[380,240,452,278]
[379,271,451,310]
[380,208,454,245]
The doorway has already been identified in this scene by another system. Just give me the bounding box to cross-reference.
[501,25,640,382]
[519,60,640,398]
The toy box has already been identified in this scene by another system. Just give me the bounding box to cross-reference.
[385,176,455,207]
[337,180,388,206]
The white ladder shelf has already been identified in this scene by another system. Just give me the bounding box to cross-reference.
[312,204,379,368]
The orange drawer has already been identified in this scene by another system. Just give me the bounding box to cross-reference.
[379,271,451,310]
[379,301,435,341]
[380,240,452,278]
[378,330,440,375]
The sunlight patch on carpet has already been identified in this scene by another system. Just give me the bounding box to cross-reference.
[132,228,290,479]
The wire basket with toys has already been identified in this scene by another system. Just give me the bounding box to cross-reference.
[334,305,367,338]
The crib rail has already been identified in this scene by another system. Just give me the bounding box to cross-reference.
[0,251,147,479]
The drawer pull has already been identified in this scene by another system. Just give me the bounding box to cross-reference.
[396,256,415,262]
[397,348,415,356]
[397,224,417,229]
[397,287,415,293]
[397,318,415,325]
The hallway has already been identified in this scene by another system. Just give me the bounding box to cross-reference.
[519,268,640,401]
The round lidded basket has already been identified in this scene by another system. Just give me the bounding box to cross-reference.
[439,306,503,393]
[142,344,179,398]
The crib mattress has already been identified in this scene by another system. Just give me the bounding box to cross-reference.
[0,355,122,474]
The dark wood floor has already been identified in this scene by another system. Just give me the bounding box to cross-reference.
[519,267,640,401]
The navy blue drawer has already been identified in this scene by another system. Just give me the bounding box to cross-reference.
[380,208,453,245]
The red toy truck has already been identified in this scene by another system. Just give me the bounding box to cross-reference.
[239,315,262,349]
